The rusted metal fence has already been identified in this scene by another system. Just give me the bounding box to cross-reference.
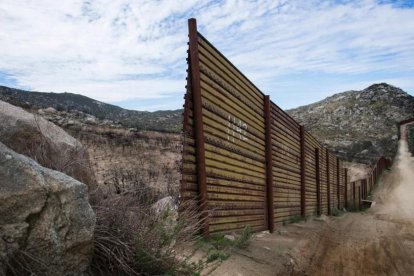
[399,118,414,155]
[182,18,390,235]
[408,125,414,154]
[346,157,389,210]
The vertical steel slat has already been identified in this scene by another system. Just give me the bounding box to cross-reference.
[188,18,209,236]
[300,125,306,217]
[364,180,366,199]
[352,182,356,209]
[326,150,331,215]
[264,96,274,232]
[344,168,348,210]
[358,186,362,210]
[315,148,321,216]
[336,158,340,209]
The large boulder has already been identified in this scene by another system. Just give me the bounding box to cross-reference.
[0,142,95,275]
[0,100,96,190]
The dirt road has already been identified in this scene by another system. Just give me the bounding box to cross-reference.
[208,126,414,275]
[292,125,414,275]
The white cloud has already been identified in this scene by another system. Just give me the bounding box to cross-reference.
[0,0,413,110]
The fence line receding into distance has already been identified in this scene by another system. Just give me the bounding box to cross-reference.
[181,18,391,235]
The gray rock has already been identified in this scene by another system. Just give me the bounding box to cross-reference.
[224,234,235,241]
[314,215,328,222]
[44,107,56,114]
[152,196,177,214]
[0,100,96,190]
[0,142,95,275]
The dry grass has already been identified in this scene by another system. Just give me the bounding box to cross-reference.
[89,189,203,275]
[1,249,59,276]
[79,129,181,199]
[70,126,204,275]
[6,119,204,275]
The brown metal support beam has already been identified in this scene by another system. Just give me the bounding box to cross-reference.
[188,18,209,236]
[326,151,331,215]
[315,148,321,216]
[264,96,274,232]
[353,182,356,210]
[344,168,348,210]
[300,125,306,218]
[336,158,340,209]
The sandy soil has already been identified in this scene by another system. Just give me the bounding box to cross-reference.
[207,126,414,276]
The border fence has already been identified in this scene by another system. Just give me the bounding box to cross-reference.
[181,18,391,235]
[400,118,414,155]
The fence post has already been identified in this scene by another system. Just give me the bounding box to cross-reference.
[264,96,274,233]
[344,168,348,210]
[315,148,321,216]
[326,151,331,215]
[300,126,306,218]
[358,186,362,210]
[353,182,356,210]
[188,18,209,236]
[363,180,365,199]
[336,158,340,209]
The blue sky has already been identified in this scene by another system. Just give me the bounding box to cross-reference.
[0,0,413,111]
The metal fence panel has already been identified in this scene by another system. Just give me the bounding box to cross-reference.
[181,19,389,234]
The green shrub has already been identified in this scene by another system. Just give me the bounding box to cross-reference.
[196,225,252,264]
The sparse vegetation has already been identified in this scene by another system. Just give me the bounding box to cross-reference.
[287,215,305,224]
[196,225,253,264]
[80,126,205,275]
[331,208,345,217]
[90,186,203,275]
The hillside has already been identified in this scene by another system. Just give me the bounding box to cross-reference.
[0,86,182,133]
[287,83,414,163]
[1,83,413,163]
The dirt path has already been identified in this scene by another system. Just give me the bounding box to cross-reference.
[207,126,414,276]
[292,125,414,275]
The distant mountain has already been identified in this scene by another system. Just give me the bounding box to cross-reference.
[287,83,414,163]
[0,86,182,133]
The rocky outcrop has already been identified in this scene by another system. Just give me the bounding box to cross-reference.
[0,142,95,275]
[287,83,414,163]
[37,107,124,131]
[0,100,96,189]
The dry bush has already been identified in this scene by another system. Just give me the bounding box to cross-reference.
[79,129,181,202]
[46,125,197,274]
[89,189,203,276]
[1,249,59,276]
